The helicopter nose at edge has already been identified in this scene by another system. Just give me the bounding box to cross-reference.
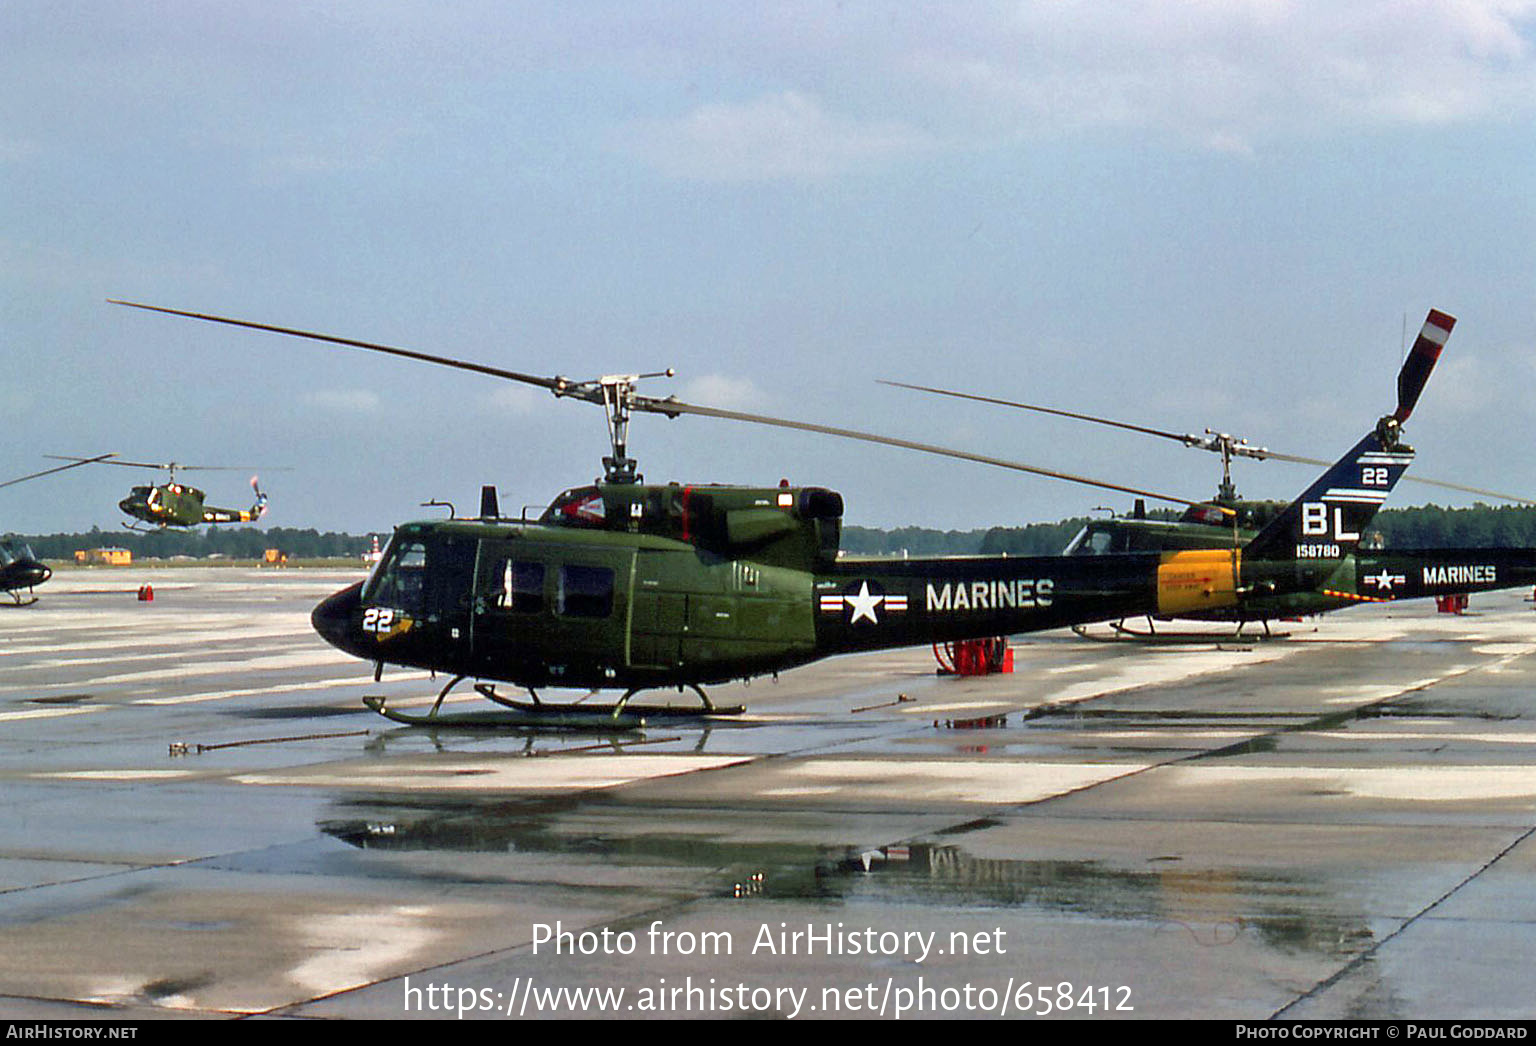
[311,581,365,656]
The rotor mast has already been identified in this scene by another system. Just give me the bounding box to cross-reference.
[557,370,675,484]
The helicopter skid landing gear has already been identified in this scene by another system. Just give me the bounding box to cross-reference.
[2,593,39,608]
[1071,618,1289,643]
[362,675,744,728]
[613,683,716,718]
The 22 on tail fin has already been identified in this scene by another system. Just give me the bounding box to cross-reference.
[1244,309,1454,561]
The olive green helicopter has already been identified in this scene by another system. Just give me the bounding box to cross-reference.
[45,455,271,531]
[884,310,1536,637]
[112,299,1449,725]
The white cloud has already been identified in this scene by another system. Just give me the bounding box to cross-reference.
[616,1,1536,175]
[301,389,380,413]
[913,0,1536,147]
[679,373,764,410]
[615,91,938,182]
[486,385,546,413]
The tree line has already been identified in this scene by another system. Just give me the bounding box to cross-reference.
[8,527,377,561]
[10,503,1536,561]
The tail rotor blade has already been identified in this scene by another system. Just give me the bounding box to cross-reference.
[1395,309,1455,423]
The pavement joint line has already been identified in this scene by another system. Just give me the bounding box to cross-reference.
[1270,821,1536,1020]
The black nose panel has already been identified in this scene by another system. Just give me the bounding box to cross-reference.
[311,581,365,657]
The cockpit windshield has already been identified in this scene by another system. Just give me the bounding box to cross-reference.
[0,543,35,566]
[1064,524,1123,556]
[362,536,427,612]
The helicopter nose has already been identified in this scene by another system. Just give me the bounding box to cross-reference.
[311,581,366,657]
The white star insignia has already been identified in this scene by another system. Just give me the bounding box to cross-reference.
[844,581,883,625]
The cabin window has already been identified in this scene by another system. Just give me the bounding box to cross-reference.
[497,560,545,613]
[557,564,614,618]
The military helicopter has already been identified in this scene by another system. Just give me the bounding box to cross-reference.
[0,540,52,606]
[884,310,1536,636]
[112,299,1441,724]
[45,456,270,530]
[0,453,117,604]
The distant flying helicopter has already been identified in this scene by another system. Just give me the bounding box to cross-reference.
[1,453,116,604]
[46,456,270,531]
[112,299,1441,725]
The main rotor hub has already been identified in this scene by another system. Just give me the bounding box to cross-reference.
[551,369,676,484]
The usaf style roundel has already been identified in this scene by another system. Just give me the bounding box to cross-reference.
[818,580,909,625]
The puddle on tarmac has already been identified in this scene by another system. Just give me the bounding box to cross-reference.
[309,795,1377,964]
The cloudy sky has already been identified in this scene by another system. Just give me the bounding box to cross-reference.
[4,2,1535,536]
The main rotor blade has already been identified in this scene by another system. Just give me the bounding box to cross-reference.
[878,379,1195,445]
[1,453,117,490]
[45,455,290,472]
[107,300,1214,510]
[109,300,585,400]
[884,329,1536,507]
[1395,309,1455,423]
[637,395,1223,511]
[1400,474,1536,505]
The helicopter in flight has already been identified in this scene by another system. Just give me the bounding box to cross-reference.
[884,310,1536,635]
[113,299,1441,724]
[45,456,270,531]
[1,453,117,605]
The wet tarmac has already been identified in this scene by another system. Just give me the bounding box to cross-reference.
[2,567,1534,1020]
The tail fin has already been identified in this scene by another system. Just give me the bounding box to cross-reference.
[1244,309,1453,561]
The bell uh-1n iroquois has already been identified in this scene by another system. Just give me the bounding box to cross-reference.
[44,456,269,531]
[112,299,1442,724]
[1,453,116,605]
[889,310,1536,637]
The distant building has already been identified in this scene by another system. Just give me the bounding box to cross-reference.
[76,547,132,566]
